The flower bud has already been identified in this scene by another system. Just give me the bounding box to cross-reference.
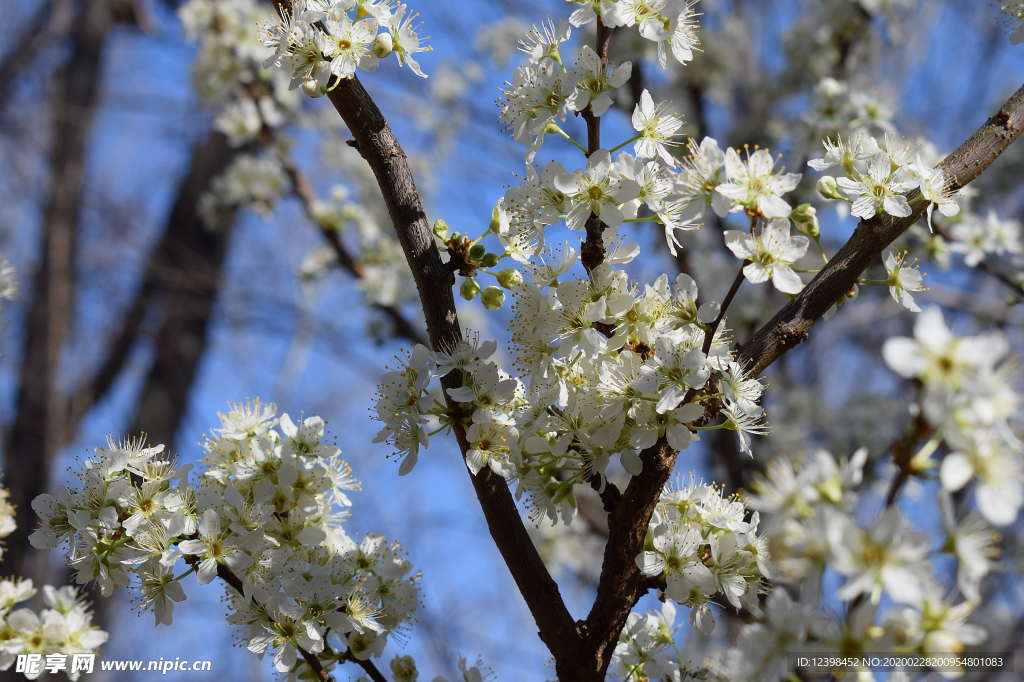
[481,286,505,309]
[816,176,846,201]
[489,201,510,234]
[791,203,820,237]
[390,656,418,682]
[432,218,449,238]
[301,80,325,98]
[497,268,523,289]
[373,32,394,58]
[469,243,487,260]
[696,302,720,325]
[460,277,480,300]
[481,252,500,267]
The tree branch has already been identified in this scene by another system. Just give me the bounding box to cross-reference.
[931,222,1024,300]
[564,86,1024,677]
[0,0,74,105]
[580,19,614,274]
[739,83,1024,375]
[325,76,581,671]
[578,438,677,680]
[281,159,428,346]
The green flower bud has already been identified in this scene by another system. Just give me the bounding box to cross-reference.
[816,176,846,201]
[791,203,820,237]
[497,268,523,289]
[469,243,487,260]
[481,252,500,267]
[432,218,449,238]
[481,286,505,309]
[460,277,480,300]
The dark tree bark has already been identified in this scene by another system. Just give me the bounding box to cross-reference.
[1,0,114,586]
[124,131,240,446]
[0,1,74,105]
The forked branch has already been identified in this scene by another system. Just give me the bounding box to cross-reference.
[325,67,1024,680]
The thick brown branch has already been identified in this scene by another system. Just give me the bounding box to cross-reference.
[580,20,614,274]
[739,83,1024,375]
[575,439,677,680]
[326,76,581,670]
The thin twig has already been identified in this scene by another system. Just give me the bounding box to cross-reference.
[932,222,1024,299]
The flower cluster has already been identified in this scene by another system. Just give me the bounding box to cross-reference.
[262,0,431,87]
[0,581,108,681]
[802,77,894,140]
[30,402,420,675]
[498,20,615,151]
[610,602,705,680]
[198,154,289,228]
[567,0,701,69]
[180,0,299,225]
[747,448,866,584]
[301,186,414,307]
[883,308,1022,526]
[180,0,300,133]
[182,0,425,320]
[810,130,959,224]
[946,209,1022,268]
[374,263,770,523]
[723,440,995,680]
[635,477,769,632]
[0,484,107,680]
[710,582,987,680]
[494,133,809,272]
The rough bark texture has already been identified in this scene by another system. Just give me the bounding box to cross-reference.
[739,83,1024,374]
[579,20,613,275]
[577,439,676,679]
[327,77,583,671]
